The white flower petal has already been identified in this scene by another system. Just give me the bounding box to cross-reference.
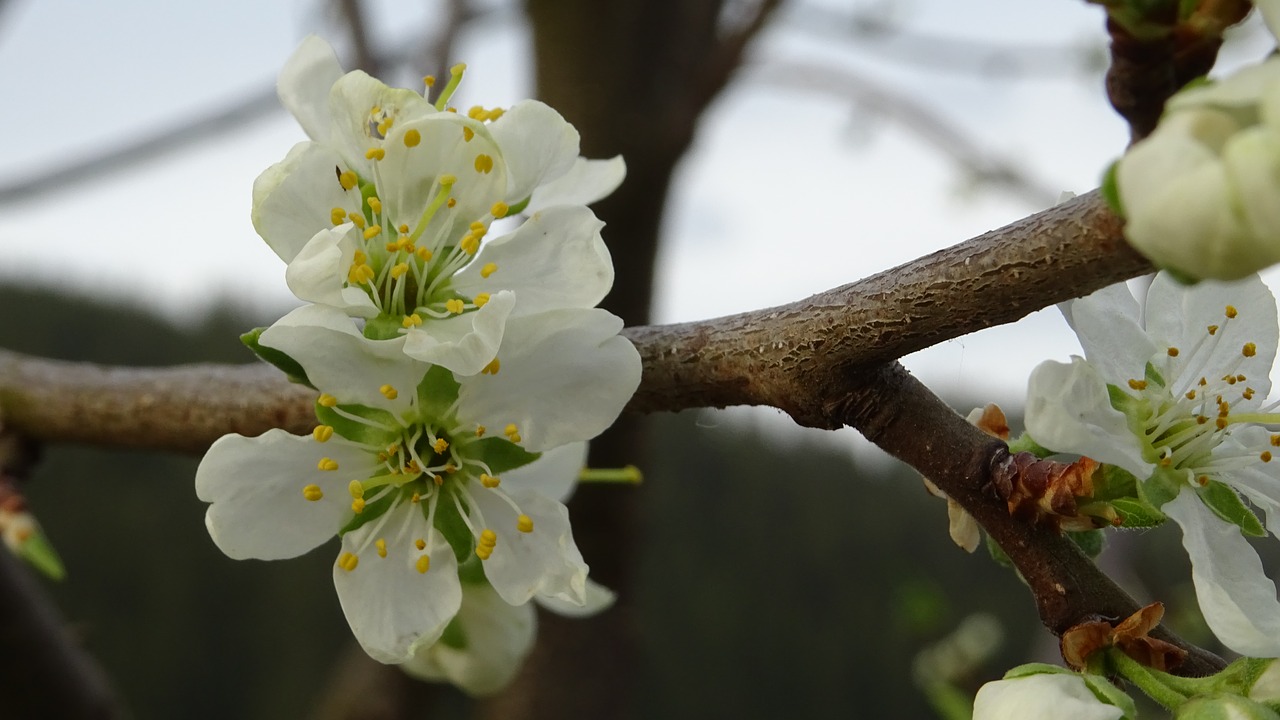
[260,305,426,412]
[278,36,344,144]
[1062,282,1154,384]
[1025,358,1153,477]
[326,71,433,174]
[487,100,579,205]
[536,577,615,618]
[196,429,372,560]
[503,442,587,504]
[457,308,641,452]
[452,206,613,317]
[400,291,515,376]
[972,674,1125,720]
[524,156,626,213]
[252,142,352,263]
[400,581,537,696]
[380,114,508,240]
[1164,492,1280,657]
[285,225,379,317]
[471,487,588,607]
[334,521,462,664]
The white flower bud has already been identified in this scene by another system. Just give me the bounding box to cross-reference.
[1176,693,1280,720]
[973,673,1130,720]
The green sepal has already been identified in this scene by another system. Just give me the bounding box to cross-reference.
[363,315,405,341]
[315,402,400,447]
[438,614,468,650]
[428,489,479,573]
[1069,529,1107,558]
[1164,266,1202,286]
[1003,662,1074,679]
[1139,466,1185,510]
[1111,497,1167,527]
[1093,464,1141,501]
[469,437,541,474]
[1107,383,1139,415]
[338,488,400,536]
[241,327,313,387]
[1007,431,1053,458]
[1197,481,1266,537]
[1082,673,1138,719]
[505,195,530,216]
[1145,361,1166,388]
[416,365,462,420]
[1101,160,1124,217]
[17,531,66,581]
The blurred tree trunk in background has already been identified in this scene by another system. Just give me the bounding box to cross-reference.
[476,2,779,718]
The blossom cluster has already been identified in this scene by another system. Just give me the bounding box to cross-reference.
[194,37,639,694]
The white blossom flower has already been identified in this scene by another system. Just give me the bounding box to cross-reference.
[1026,273,1280,657]
[973,672,1130,720]
[195,303,640,663]
[1114,0,1280,280]
[253,36,625,375]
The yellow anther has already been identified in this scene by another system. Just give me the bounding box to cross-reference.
[390,262,410,279]
[339,170,358,190]
[1167,347,1179,357]
[351,497,366,513]
[1227,375,1239,385]
[444,463,457,474]
[1272,434,1280,446]
[416,247,433,261]
[416,555,431,573]
[482,357,500,375]
[1209,324,1220,336]
[517,514,534,533]
[1238,374,1248,381]
[433,438,450,453]
[475,546,491,560]
[1199,377,1209,386]
[1217,418,1229,430]
[1186,390,1197,400]
[463,126,475,142]
[355,264,376,284]
[363,225,382,240]
[460,235,480,255]
[475,424,486,437]
[475,154,494,174]
[375,538,387,558]
[415,538,427,551]
[504,423,518,437]
[318,393,338,407]
[423,75,436,87]
[1245,388,1257,400]
[313,425,334,442]
[509,432,522,443]
[1197,475,1210,486]
[479,529,496,545]
[302,484,324,501]
[385,241,400,252]
[1127,379,1147,391]
[398,224,410,235]
[403,128,421,147]
[348,480,365,499]
[338,552,359,572]
[480,473,500,488]
[404,459,420,474]
[468,105,485,120]
[469,221,487,233]
[473,292,490,308]
[490,201,509,218]
[330,207,347,225]
[432,474,444,486]
[370,105,382,114]
[352,250,368,265]
[446,299,465,314]
[1263,452,1274,463]
[318,457,339,471]
[1197,415,1209,424]
[447,198,457,208]
[488,108,505,121]
[480,262,497,278]
[410,492,420,504]
[402,313,423,328]
[380,384,399,400]
[1244,343,1258,357]
[348,212,366,229]
[1226,305,1239,318]
[439,174,457,186]
[367,197,382,214]
[365,147,386,161]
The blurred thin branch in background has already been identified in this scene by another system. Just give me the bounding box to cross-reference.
[752,59,1060,207]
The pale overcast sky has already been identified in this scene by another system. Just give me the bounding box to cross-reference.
[0,0,1275,426]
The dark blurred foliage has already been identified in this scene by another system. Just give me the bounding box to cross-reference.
[2,282,1231,719]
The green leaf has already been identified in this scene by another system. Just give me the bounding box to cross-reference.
[415,365,461,420]
[1069,529,1107,558]
[1101,161,1124,216]
[338,487,400,536]
[469,437,541,474]
[17,531,65,581]
[1093,464,1140,501]
[241,327,313,387]
[315,402,399,447]
[1197,481,1266,537]
[1111,497,1167,527]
